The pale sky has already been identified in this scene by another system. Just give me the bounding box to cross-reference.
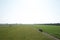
[0,0,60,24]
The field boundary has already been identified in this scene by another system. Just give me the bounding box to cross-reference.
[34,27,60,40]
[42,32,60,40]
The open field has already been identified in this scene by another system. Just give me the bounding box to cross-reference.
[0,24,60,40]
[34,25,60,39]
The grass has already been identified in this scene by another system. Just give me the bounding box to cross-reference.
[0,24,54,40]
[34,25,60,39]
[0,24,60,40]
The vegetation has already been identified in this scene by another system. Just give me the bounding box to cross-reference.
[34,25,60,39]
[0,24,60,40]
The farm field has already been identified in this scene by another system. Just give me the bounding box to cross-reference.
[34,25,60,39]
[0,24,60,40]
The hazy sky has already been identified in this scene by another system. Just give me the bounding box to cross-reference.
[0,0,60,24]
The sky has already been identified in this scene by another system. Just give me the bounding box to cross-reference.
[0,0,60,24]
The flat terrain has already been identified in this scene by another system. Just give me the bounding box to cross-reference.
[0,24,60,40]
[34,25,60,39]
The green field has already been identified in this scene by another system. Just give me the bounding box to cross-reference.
[0,24,60,40]
[33,25,60,39]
